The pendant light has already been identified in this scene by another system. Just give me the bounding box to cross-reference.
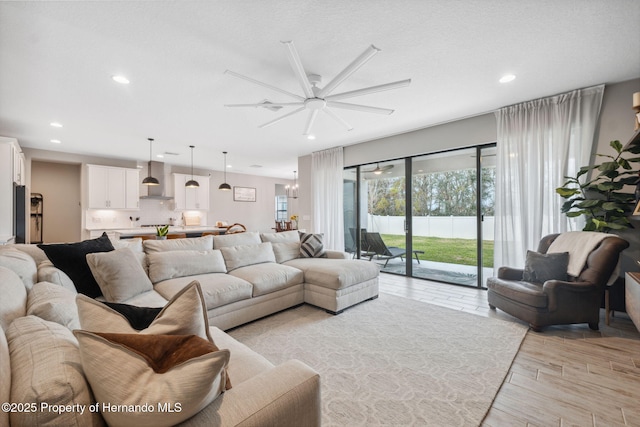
[185,145,200,188]
[286,171,299,199]
[218,151,231,191]
[142,138,160,185]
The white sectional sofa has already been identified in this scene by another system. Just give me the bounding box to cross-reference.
[0,230,379,425]
[28,230,380,330]
[0,251,321,427]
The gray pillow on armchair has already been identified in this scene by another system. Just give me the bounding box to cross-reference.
[522,250,569,283]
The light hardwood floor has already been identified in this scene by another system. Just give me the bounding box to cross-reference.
[379,272,640,427]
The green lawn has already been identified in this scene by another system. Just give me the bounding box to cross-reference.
[380,234,494,268]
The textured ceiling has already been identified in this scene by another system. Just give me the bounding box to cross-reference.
[1,0,639,178]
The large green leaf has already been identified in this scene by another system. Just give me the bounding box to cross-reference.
[555,187,580,197]
[610,140,623,153]
[577,199,602,208]
[597,181,624,191]
[601,202,624,212]
[566,211,585,217]
[598,162,618,172]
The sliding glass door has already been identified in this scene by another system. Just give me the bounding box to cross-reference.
[343,144,495,288]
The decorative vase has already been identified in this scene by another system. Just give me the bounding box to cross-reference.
[156,236,167,240]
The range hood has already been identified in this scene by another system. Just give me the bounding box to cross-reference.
[140,161,173,200]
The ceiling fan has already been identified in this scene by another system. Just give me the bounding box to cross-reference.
[362,163,394,175]
[224,41,411,136]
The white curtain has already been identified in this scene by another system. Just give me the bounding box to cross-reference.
[494,84,604,270]
[312,146,345,251]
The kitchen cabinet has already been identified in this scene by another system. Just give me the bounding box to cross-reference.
[87,165,139,209]
[125,169,140,209]
[173,173,210,210]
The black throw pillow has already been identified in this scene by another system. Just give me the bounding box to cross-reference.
[103,302,163,331]
[522,250,569,283]
[38,233,115,297]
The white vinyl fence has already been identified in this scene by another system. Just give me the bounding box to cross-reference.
[367,215,495,240]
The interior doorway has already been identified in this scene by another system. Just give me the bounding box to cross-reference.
[30,160,81,243]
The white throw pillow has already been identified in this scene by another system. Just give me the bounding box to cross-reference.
[76,280,212,342]
[86,247,153,303]
[74,330,229,427]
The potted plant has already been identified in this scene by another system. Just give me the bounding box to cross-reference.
[155,225,169,240]
[556,139,640,232]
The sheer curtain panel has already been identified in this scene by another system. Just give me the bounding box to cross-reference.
[312,146,345,251]
[494,85,604,271]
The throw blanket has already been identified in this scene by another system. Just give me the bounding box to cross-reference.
[547,231,610,277]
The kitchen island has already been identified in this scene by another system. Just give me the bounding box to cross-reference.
[87,226,228,240]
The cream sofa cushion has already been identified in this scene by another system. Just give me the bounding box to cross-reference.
[37,260,77,292]
[0,247,37,290]
[271,241,301,263]
[147,249,227,283]
[229,263,304,297]
[112,237,143,252]
[27,281,80,330]
[260,230,299,243]
[12,243,49,265]
[143,235,213,253]
[285,258,379,290]
[74,330,229,427]
[86,247,153,302]
[213,231,261,248]
[0,327,10,427]
[6,316,103,427]
[0,266,27,331]
[154,274,253,310]
[220,242,276,271]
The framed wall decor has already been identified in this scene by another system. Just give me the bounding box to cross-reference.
[233,186,256,202]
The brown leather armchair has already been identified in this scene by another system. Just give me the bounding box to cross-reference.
[487,233,629,331]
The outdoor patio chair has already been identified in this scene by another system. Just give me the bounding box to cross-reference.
[364,232,423,267]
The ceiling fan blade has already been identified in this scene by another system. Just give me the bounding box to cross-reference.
[303,110,319,135]
[224,70,305,101]
[323,107,353,131]
[224,102,304,108]
[325,79,412,101]
[258,106,305,128]
[327,101,394,115]
[281,41,315,99]
[317,45,380,98]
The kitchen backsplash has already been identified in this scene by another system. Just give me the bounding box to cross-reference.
[85,199,206,229]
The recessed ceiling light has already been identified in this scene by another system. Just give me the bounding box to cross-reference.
[50,139,61,144]
[307,135,316,140]
[112,75,130,84]
[499,74,516,83]
[50,122,63,128]
[156,154,164,158]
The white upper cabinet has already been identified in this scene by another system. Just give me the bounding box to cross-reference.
[173,173,210,210]
[125,168,140,209]
[87,165,139,210]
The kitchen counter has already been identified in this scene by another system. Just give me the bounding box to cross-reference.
[86,226,227,239]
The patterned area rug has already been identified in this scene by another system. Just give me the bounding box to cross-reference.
[229,293,527,426]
